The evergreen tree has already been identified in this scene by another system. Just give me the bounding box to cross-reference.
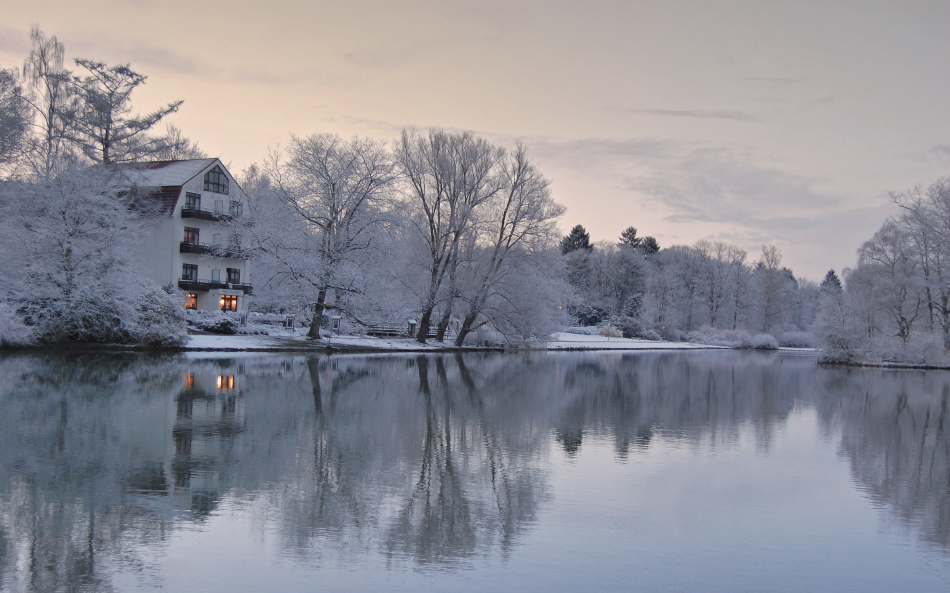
[618,226,642,249]
[560,224,591,254]
[640,236,660,255]
[820,269,843,294]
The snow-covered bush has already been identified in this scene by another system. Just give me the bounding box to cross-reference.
[599,325,622,338]
[564,326,600,336]
[236,324,271,335]
[0,303,33,347]
[569,304,609,327]
[776,331,814,348]
[685,327,779,350]
[136,285,188,347]
[640,329,662,341]
[187,311,238,335]
[462,324,505,347]
[746,333,780,350]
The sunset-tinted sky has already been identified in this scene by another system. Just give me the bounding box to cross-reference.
[3,1,949,278]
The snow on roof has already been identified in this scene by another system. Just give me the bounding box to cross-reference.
[118,158,218,188]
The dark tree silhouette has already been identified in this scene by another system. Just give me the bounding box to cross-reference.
[560,224,591,254]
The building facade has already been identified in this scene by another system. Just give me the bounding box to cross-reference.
[124,159,252,312]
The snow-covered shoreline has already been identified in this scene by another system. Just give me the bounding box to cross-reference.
[181,330,728,353]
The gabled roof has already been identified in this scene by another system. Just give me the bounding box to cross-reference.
[119,158,218,188]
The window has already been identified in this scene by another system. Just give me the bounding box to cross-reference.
[182,264,197,281]
[185,192,201,209]
[203,165,229,195]
[220,295,238,312]
[214,199,224,213]
[213,233,223,245]
[227,268,241,284]
[229,200,243,216]
[183,227,199,243]
[211,268,221,283]
[185,293,198,309]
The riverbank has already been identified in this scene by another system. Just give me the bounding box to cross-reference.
[183,330,725,353]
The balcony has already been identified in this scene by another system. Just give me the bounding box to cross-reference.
[180,242,247,259]
[181,207,230,222]
[178,278,253,294]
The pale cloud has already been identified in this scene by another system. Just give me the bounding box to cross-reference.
[627,109,759,122]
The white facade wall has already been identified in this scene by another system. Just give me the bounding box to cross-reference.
[136,160,252,313]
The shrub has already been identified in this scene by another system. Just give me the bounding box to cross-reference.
[0,303,33,347]
[569,304,608,326]
[187,311,238,335]
[599,325,622,338]
[776,331,814,348]
[136,285,188,347]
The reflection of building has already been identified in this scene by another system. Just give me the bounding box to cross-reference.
[122,158,252,312]
[170,369,246,515]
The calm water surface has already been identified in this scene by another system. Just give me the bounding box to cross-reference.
[0,350,948,592]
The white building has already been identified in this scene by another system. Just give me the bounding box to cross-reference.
[122,158,252,312]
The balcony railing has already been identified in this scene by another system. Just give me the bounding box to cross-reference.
[179,242,247,259]
[181,207,232,222]
[178,278,253,294]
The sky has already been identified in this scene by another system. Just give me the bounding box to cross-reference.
[2,0,949,279]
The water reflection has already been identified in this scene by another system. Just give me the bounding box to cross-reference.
[814,367,950,551]
[0,351,947,590]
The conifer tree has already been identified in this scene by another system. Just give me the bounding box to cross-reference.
[560,224,591,254]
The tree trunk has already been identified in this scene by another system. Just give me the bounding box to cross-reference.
[416,305,434,343]
[308,287,327,339]
[436,297,454,342]
[454,311,478,347]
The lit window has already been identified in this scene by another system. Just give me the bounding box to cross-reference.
[185,293,197,309]
[184,374,195,389]
[182,264,198,281]
[220,295,238,312]
[217,374,235,390]
[183,227,199,243]
[185,192,201,209]
[203,165,229,195]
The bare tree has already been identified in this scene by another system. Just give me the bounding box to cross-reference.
[694,240,730,328]
[395,129,503,343]
[756,245,785,333]
[70,59,182,164]
[858,221,924,342]
[453,144,564,345]
[263,134,396,338]
[20,26,78,178]
[0,67,29,172]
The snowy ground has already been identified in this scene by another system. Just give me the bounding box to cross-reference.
[183,330,718,352]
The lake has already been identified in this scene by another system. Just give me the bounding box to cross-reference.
[0,350,947,592]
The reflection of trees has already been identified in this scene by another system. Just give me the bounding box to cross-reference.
[0,354,247,591]
[815,368,950,551]
[3,348,950,588]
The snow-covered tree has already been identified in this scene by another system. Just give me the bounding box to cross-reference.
[0,166,186,344]
[70,59,182,164]
[20,26,79,179]
[0,67,29,173]
[453,144,565,345]
[396,128,503,342]
[255,134,396,337]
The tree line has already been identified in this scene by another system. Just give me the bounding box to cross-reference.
[814,177,950,364]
